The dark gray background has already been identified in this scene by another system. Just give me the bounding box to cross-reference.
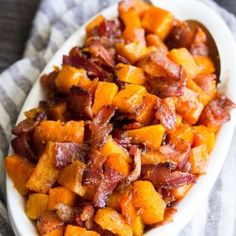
[0,0,235,73]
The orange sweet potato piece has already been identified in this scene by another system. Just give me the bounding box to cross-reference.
[105,154,130,177]
[116,63,146,85]
[55,65,91,93]
[100,135,131,162]
[171,184,192,200]
[123,27,145,44]
[116,42,147,64]
[120,8,141,28]
[168,48,199,79]
[169,123,193,145]
[126,125,165,150]
[64,225,100,236]
[34,120,84,148]
[92,82,118,115]
[132,181,166,224]
[189,144,208,174]
[176,87,204,124]
[48,187,76,210]
[49,103,66,121]
[146,34,168,53]
[141,151,170,165]
[94,207,133,236]
[176,114,183,127]
[194,55,215,74]
[5,155,35,195]
[26,142,60,193]
[120,192,144,236]
[113,84,146,113]
[86,15,105,34]
[142,7,174,39]
[136,93,158,125]
[58,160,87,196]
[107,191,123,211]
[44,226,64,236]
[192,125,215,153]
[26,193,49,220]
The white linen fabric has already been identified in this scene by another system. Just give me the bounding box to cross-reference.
[0,0,236,235]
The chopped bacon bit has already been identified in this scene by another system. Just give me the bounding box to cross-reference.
[11,133,37,162]
[194,74,216,95]
[67,86,93,120]
[122,122,144,130]
[156,98,176,130]
[54,142,89,169]
[40,71,58,96]
[199,94,236,131]
[117,146,141,190]
[55,203,75,223]
[166,171,196,188]
[93,165,123,208]
[112,129,132,149]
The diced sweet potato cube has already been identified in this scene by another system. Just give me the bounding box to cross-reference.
[116,42,147,64]
[189,144,208,174]
[58,160,87,196]
[26,142,60,193]
[64,225,100,236]
[5,155,35,195]
[94,207,133,236]
[34,120,84,148]
[86,15,105,34]
[113,84,146,113]
[123,27,145,44]
[176,87,204,124]
[126,125,165,150]
[107,191,123,211]
[48,187,76,210]
[120,192,144,236]
[43,226,64,236]
[136,93,158,125]
[169,123,193,145]
[55,65,91,93]
[105,154,130,177]
[49,103,66,121]
[26,193,49,220]
[192,125,215,153]
[142,7,174,39]
[120,8,141,28]
[146,34,168,53]
[194,55,215,74]
[171,184,192,200]
[141,151,170,165]
[176,114,183,127]
[168,48,199,79]
[132,181,166,224]
[100,135,131,163]
[92,82,118,115]
[116,63,146,85]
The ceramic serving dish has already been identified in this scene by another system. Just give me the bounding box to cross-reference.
[6,0,236,235]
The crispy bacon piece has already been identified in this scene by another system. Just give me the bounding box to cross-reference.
[36,211,63,235]
[156,98,176,130]
[80,204,95,229]
[67,86,93,120]
[112,129,132,149]
[159,139,191,169]
[199,94,236,131]
[11,133,37,162]
[89,105,116,149]
[166,171,196,188]
[40,71,58,96]
[117,146,141,190]
[92,223,116,236]
[94,165,123,208]
[193,74,216,95]
[55,203,75,223]
[54,142,89,169]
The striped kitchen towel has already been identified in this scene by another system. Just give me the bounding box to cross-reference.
[0,0,236,235]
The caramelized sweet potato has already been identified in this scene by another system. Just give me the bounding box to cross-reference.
[94,207,133,236]
[141,151,170,166]
[113,84,147,113]
[58,160,87,196]
[49,103,66,121]
[5,155,35,195]
[132,181,166,224]
[171,184,192,200]
[120,8,141,28]
[55,65,91,93]
[116,63,146,85]
[86,15,105,34]
[146,34,168,53]
[26,193,49,220]
[92,82,118,115]
[142,6,174,39]
[26,142,60,193]
[44,226,64,236]
[123,27,145,44]
[64,225,100,236]
[48,187,76,210]
[194,55,215,74]
[126,125,165,150]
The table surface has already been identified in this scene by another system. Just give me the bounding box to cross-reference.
[0,0,235,74]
